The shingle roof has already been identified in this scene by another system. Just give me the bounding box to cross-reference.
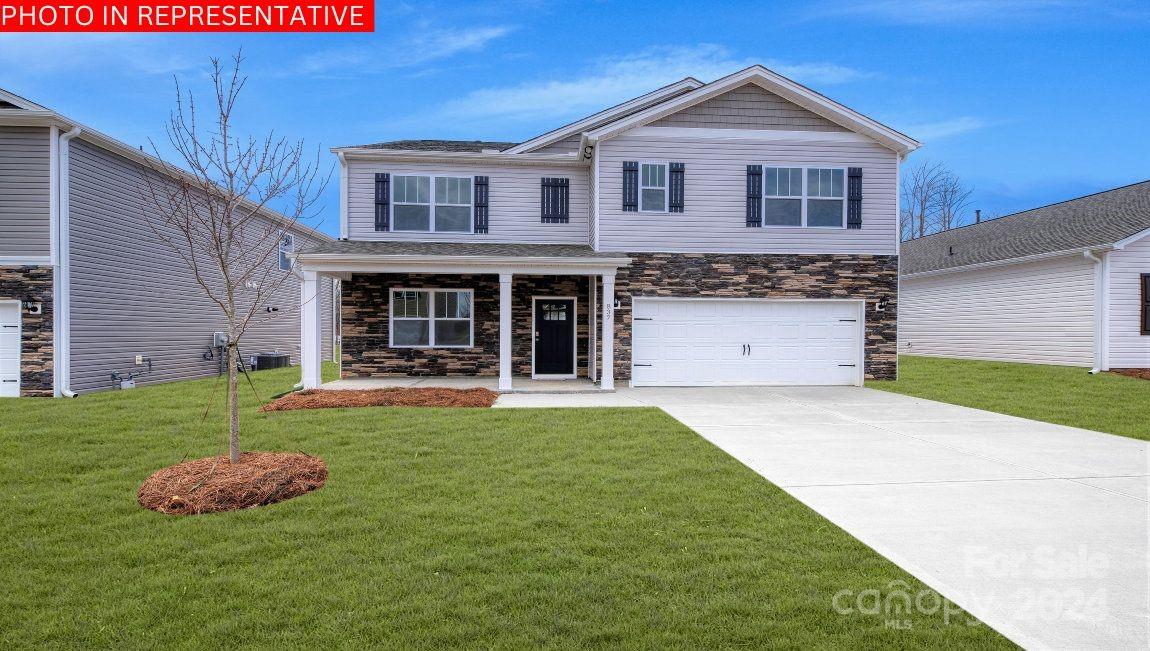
[350,140,518,153]
[301,240,627,259]
[901,181,1150,275]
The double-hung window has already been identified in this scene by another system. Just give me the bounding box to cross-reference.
[640,162,667,212]
[762,166,846,228]
[390,289,473,348]
[392,175,472,232]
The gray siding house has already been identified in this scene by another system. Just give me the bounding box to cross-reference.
[296,66,919,390]
[0,88,336,397]
[900,182,1150,371]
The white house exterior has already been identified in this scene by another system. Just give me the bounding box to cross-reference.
[900,181,1150,370]
[296,65,920,390]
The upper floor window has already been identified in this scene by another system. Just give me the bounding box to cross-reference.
[278,233,294,271]
[640,162,667,212]
[392,175,472,233]
[763,166,845,228]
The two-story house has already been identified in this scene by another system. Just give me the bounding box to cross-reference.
[295,65,919,391]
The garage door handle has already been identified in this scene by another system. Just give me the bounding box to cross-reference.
[1,325,16,328]
[838,319,857,322]
[633,317,653,321]
[838,364,856,367]
[634,363,652,367]
[2,379,16,383]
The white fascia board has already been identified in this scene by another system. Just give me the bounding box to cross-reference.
[623,126,877,144]
[585,65,921,155]
[0,87,49,111]
[295,253,631,276]
[334,147,587,167]
[1113,225,1150,249]
[503,78,704,155]
[900,246,1111,280]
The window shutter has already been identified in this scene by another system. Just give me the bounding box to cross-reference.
[668,162,685,213]
[847,167,863,229]
[622,161,638,212]
[746,165,762,227]
[373,173,390,231]
[1141,274,1150,335]
[541,177,570,223]
[474,176,489,234]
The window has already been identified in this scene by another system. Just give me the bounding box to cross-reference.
[640,162,667,212]
[761,166,846,228]
[278,233,294,271]
[1142,274,1150,335]
[390,289,473,348]
[392,175,472,232]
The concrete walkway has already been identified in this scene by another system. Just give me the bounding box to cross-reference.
[496,386,1149,649]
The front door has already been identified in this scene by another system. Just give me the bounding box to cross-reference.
[534,298,575,377]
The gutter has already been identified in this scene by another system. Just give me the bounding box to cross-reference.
[901,245,1115,281]
[1083,250,1110,375]
[56,126,82,397]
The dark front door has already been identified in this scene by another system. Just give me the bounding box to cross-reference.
[534,298,575,376]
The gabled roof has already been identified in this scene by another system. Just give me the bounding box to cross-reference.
[0,88,47,111]
[901,180,1150,276]
[584,65,920,155]
[350,140,517,153]
[503,77,703,154]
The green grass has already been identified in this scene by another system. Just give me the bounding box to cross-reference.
[869,355,1150,440]
[0,366,1010,648]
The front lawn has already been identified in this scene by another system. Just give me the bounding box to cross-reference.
[869,355,1150,441]
[0,367,1009,648]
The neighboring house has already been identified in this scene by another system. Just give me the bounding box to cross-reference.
[900,181,1150,371]
[0,88,336,397]
[295,65,919,390]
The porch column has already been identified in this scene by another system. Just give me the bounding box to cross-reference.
[498,273,513,391]
[600,274,615,390]
[300,270,323,389]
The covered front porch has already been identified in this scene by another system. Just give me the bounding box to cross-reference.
[296,242,631,393]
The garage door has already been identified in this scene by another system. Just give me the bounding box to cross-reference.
[0,302,19,397]
[631,299,863,386]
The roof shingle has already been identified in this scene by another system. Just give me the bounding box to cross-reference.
[901,181,1150,275]
[349,140,518,153]
[300,240,626,259]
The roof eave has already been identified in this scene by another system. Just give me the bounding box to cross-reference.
[332,147,588,167]
[900,245,1115,280]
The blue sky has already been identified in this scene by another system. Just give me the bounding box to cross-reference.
[2,0,1147,237]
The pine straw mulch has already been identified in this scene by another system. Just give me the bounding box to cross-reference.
[257,387,499,412]
[1111,368,1150,381]
[137,451,327,515]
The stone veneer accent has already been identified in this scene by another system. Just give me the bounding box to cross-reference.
[0,266,54,396]
[608,253,899,381]
[341,273,589,378]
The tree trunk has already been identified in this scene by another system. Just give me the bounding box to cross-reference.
[227,343,240,463]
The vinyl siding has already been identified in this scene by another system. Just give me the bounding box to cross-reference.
[346,160,588,244]
[649,84,848,132]
[0,126,51,257]
[1107,235,1150,368]
[595,132,898,254]
[899,255,1096,366]
[531,134,582,155]
[67,138,333,394]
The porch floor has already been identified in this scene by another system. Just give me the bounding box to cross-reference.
[320,377,608,394]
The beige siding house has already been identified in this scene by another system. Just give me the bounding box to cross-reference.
[900,181,1150,370]
[0,88,336,397]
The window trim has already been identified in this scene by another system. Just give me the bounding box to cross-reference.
[278,233,294,271]
[638,161,669,213]
[389,288,474,349]
[390,174,475,234]
[760,165,847,229]
[1141,273,1150,336]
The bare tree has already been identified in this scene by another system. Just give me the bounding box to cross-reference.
[140,52,327,462]
[899,160,974,240]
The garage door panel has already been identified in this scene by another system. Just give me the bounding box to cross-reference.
[632,299,862,387]
[0,303,19,397]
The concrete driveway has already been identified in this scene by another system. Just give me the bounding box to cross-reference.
[496,386,1149,649]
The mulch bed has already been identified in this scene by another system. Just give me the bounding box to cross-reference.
[258,387,499,412]
[1111,368,1150,381]
[138,452,327,515]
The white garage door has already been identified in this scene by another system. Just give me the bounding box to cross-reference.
[0,302,20,397]
[631,299,863,386]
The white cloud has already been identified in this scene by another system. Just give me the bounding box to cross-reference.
[296,25,514,76]
[824,0,1090,25]
[903,116,985,141]
[429,44,873,125]
[0,34,195,75]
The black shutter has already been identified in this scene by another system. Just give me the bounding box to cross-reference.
[541,177,570,223]
[847,167,863,229]
[373,173,390,231]
[746,165,762,227]
[473,176,489,234]
[1141,274,1150,335]
[668,162,685,213]
[622,161,638,212]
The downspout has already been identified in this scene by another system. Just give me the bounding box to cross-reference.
[57,126,82,397]
[336,152,349,240]
[49,125,61,396]
[1084,250,1110,374]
